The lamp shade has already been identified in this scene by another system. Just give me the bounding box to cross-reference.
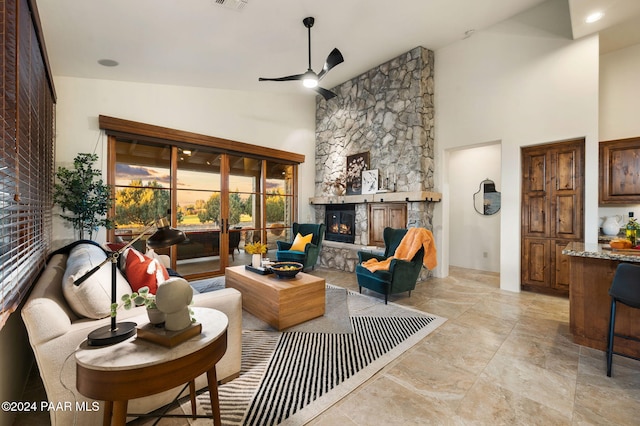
[147,217,186,249]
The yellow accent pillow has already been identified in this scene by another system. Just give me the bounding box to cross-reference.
[289,233,313,252]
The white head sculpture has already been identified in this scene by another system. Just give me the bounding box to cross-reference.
[155,277,193,331]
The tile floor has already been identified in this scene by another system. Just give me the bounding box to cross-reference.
[309,267,640,425]
[15,266,640,425]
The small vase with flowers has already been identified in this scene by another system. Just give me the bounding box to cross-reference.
[245,241,268,268]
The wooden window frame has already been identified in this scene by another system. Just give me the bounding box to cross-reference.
[101,116,303,275]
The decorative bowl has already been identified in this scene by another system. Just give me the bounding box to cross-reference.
[270,262,303,278]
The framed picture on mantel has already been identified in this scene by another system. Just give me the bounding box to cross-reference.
[362,169,379,194]
[346,152,369,195]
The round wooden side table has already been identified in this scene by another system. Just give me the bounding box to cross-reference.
[75,307,228,426]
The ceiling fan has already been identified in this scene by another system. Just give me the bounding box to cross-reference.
[258,17,344,100]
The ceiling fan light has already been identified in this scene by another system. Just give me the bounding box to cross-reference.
[303,75,318,88]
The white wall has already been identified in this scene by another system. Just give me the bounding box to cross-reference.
[449,143,501,273]
[52,77,316,248]
[600,43,640,141]
[434,5,599,291]
[597,42,640,226]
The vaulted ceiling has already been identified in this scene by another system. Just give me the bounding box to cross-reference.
[35,0,640,97]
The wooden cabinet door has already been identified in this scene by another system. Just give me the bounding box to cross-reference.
[600,137,640,204]
[369,205,388,246]
[553,239,571,292]
[522,150,550,238]
[368,203,407,246]
[522,238,551,289]
[521,139,584,295]
[522,238,572,292]
[388,205,407,229]
[553,144,584,240]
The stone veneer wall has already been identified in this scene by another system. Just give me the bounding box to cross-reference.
[313,46,436,272]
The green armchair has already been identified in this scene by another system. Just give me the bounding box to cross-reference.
[276,222,326,271]
[356,228,424,304]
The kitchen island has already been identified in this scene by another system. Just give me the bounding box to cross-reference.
[563,242,640,358]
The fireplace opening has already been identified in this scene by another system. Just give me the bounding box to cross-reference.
[325,204,356,243]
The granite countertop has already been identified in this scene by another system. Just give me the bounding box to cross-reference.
[562,241,640,263]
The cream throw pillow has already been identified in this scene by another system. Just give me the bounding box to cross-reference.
[62,243,133,319]
[289,233,313,252]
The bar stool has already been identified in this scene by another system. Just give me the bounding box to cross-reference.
[606,263,640,377]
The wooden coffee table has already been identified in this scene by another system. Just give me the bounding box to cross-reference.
[225,265,325,330]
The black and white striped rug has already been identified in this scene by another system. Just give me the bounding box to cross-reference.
[189,287,446,425]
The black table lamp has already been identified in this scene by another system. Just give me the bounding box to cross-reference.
[74,217,186,346]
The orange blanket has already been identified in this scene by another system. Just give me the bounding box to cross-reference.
[362,228,437,272]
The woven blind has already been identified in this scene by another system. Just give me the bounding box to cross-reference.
[0,0,55,328]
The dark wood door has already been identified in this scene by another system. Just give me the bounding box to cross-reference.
[521,139,584,295]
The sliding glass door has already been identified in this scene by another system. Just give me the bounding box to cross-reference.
[174,147,224,277]
[227,155,262,264]
[110,137,298,280]
[264,160,296,250]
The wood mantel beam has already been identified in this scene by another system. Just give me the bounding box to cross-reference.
[309,191,442,205]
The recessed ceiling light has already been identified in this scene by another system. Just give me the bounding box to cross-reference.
[585,12,604,24]
[98,59,119,67]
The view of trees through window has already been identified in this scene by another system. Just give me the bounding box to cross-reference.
[113,182,283,229]
[115,180,170,227]
[111,140,295,276]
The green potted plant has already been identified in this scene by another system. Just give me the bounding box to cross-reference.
[112,286,196,325]
[53,153,113,240]
[112,286,165,325]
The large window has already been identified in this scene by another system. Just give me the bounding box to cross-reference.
[102,116,303,279]
[0,0,56,328]
[113,140,171,244]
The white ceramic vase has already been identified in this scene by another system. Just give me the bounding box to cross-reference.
[252,253,262,268]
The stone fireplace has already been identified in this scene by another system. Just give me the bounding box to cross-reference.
[311,46,438,272]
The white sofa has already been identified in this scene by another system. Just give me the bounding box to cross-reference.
[21,242,242,426]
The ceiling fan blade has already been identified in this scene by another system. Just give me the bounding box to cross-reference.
[317,48,344,80]
[314,86,337,101]
[258,73,305,82]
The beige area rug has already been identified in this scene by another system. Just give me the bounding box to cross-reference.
[184,283,446,425]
